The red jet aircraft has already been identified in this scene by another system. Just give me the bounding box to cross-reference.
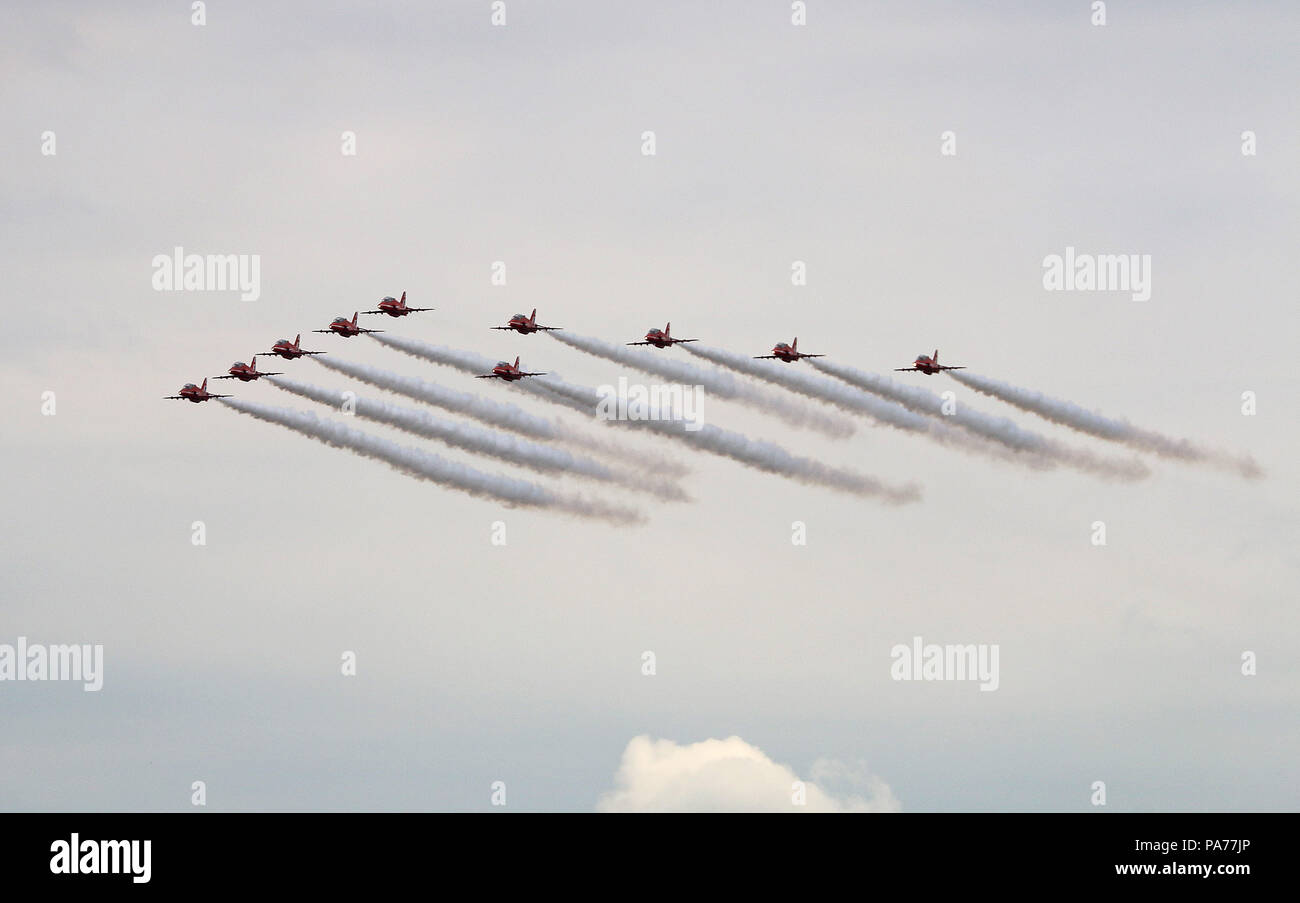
[164,378,232,403]
[474,356,548,381]
[314,312,384,338]
[627,322,698,348]
[266,334,326,360]
[491,308,561,334]
[363,291,434,318]
[213,355,283,382]
[894,349,965,375]
[754,337,825,362]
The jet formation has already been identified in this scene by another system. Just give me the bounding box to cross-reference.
[166,296,967,401]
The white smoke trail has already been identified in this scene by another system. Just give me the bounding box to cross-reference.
[442,361,920,504]
[681,343,938,431]
[265,376,687,501]
[371,334,598,417]
[546,330,857,439]
[314,354,557,439]
[217,398,645,524]
[678,342,1136,473]
[646,417,922,503]
[810,359,1152,481]
[949,371,1262,479]
[315,350,689,478]
[371,334,919,501]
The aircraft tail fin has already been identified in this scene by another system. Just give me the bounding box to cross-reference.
[792,337,798,352]
[294,333,300,346]
[514,356,520,368]
[529,308,537,326]
[400,291,406,304]
[934,349,939,363]
[201,378,208,391]
[352,312,359,326]
[665,322,671,337]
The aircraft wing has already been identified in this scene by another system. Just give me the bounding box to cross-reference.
[311,329,333,333]
[753,355,781,359]
[893,367,918,372]
[258,372,285,377]
[474,374,500,379]
[406,307,435,312]
[798,353,826,358]
[210,393,234,398]
[627,341,655,345]
[211,375,239,380]
[519,372,548,377]
[360,309,386,315]
[358,328,385,334]
[533,326,562,331]
[673,338,699,343]
[939,365,966,370]
[489,326,514,330]
[163,395,187,399]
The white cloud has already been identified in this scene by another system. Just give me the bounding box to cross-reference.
[596,735,900,813]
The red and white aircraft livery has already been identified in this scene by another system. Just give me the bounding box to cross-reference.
[474,356,548,381]
[266,334,326,360]
[627,322,698,348]
[754,337,825,362]
[491,308,562,334]
[894,349,965,375]
[314,312,384,338]
[165,378,232,403]
[213,355,283,382]
[363,291,434,318]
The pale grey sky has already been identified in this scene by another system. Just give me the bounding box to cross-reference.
[1,1,1296,811]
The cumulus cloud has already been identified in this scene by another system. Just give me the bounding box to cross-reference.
[596,735,900,813]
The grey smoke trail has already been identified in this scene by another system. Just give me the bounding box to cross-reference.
[315,350,688,477]
[216,398,645,524]
[370,334,918,501]
[678,342,1136,473]
[314,353,557,439]
[446,359,921,504]
[371,333,595,417]
[546,330,857,439]
[682,343,939,431]
[265,376,687,501]
[810,359,1152,481]
[949,371,1262,479]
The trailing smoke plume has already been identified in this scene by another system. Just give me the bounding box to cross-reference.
[217,398,645,524]
[317,349,688,477]
[314,354,558,439]
[439,362,921,504]
[683,344,1148,480]
[810,359,1153,480]
[546,330,856,439]
[949,371,1262,479]
[266,376,687,501]
[680,343,931,430]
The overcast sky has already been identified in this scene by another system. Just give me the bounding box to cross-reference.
[1,1,1296,811]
